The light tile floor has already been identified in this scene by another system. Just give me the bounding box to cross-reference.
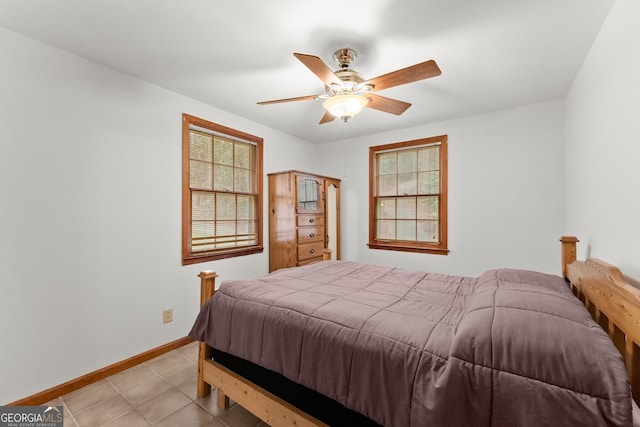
[47,341,267,427]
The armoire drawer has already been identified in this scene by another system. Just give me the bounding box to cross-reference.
[297,226,324,244]
[297,214,324,227]
[298,241,325,261]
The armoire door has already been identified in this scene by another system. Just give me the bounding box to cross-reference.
[324,178,340,260]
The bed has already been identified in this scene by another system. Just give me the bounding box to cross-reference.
[189,237,640,426]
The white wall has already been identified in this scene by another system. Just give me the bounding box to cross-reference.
[564,0,640,279]
[0,27,317,404]
[318,100,565,277]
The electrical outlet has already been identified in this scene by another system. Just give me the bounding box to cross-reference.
[163,308,173,324]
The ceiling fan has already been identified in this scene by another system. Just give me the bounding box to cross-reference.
[257,48,441,124]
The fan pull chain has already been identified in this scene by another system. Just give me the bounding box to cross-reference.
[343,120,348,178]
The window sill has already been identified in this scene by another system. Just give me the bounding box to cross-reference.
[367,242,449,255]
[182,246,264,265]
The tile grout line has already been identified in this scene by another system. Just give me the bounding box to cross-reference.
[52,343,262,427]
[104,372,163,426]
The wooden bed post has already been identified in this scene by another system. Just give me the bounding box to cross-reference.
[197,271,218,398]
[560,236,579,279]
[322,248,332,261]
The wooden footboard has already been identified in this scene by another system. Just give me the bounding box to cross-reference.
[202,358,327,426]
[196,271,217,399]
[196,265,329,427]
[561,236,640,405]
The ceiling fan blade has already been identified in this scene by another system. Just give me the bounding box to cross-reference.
[366,60,441,92]
[257,94,321,105]
[319,111,336,124]
[365,93,412,115]
[294,53,343,86]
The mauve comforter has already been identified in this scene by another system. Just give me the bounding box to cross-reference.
[189,261,632,426]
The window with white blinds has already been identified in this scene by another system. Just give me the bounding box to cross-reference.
[369,135,448,255]
[182,114,263,264]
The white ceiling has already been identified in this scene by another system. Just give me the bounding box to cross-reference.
[0,0,614,143]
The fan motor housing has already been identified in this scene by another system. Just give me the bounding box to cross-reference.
[336,69,363,83]
[326,48,366,92]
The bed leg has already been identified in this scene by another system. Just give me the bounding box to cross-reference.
[217,389,230,409]
[560,236,579,279]
[197,342,212,398]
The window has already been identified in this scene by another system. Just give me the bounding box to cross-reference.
[182,114,263,265]
[368,135,448,255]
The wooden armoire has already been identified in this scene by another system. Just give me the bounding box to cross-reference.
[268,170,341,272]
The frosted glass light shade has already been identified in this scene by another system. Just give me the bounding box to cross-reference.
[323,94,369,120]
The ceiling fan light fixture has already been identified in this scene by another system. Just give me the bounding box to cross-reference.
[259,49,441,125]
[322,94,369,121]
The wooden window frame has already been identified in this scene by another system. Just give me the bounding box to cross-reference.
[368,135,448,255]
[182,113,264,265]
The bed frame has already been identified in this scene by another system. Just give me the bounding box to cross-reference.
[195,238,640,426]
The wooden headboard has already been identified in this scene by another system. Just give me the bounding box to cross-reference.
[560,236,640,405]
